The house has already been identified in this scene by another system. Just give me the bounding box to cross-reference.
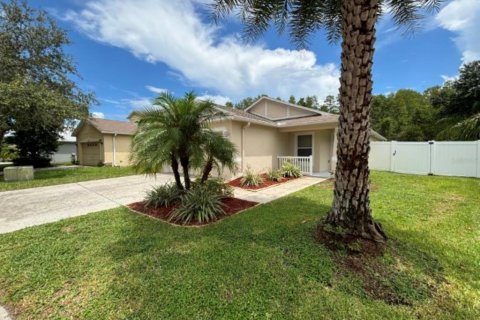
[72,118,137,166]
[73,97,385,173]
[210,97,385,176]
[50,129,77,164]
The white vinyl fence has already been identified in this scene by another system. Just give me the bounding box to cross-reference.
[370,141,480,178]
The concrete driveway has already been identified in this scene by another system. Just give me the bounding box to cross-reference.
[0,174,174,234]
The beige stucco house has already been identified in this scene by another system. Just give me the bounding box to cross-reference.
[211,97,385,176]
[72,118,136,166]
[73,97,385,174]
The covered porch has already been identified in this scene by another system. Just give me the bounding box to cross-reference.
[276,126,337,177]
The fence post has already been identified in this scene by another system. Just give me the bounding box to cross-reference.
[390,141,396,172]
[309,155,313,176]
[429,140,435,175]
[477,140,480,178]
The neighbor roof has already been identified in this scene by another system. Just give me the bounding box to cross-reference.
[73,118,138,136]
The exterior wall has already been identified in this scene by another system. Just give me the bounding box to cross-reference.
[75,122,104,165]
[242,123,289,172]
[51,142,76,164]
[249,100,317,120]
[103,134,133,166]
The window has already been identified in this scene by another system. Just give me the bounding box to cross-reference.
[297,134,312,157]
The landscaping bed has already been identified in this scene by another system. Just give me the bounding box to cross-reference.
[228,173,299,190]
[128,197,258,226]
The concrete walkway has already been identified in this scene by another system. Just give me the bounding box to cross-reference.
[0,174,174,234]
[0,174,324,235]
[0,306,10,320]
[233,176,324,203]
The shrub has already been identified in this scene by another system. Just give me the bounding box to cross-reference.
[144,182,182,208]
[241,169,263,187]
[194,178,233,197]
[169,184,225,224]
[266,169,283,182]
[281,161,302,178]
[13,156,51,168]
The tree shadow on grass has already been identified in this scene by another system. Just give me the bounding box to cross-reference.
[96,190,469,318]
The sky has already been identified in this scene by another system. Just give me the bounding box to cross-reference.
[28,0,480,120]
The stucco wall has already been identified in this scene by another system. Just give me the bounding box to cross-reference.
[103,134,133,166]
[242,123,289,172]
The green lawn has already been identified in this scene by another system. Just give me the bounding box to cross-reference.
[0,166,136,191]
[0,172,478,319]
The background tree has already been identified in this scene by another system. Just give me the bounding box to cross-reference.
[0,0,94,165]
[212,0,443,247]
[320,95,340,114]
[234,94,268,109]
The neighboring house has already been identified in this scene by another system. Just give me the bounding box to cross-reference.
[50,129,76,164]
[72,118,136,166]
[74,97,385,173]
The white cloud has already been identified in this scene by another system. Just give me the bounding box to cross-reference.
[436,0,480,63]
[196,94,231,105]
[145,85,168,94]
[91,112,105,119]
[64,0,340,101]
[440,74,458,83]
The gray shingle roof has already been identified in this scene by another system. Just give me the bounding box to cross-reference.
[87,118,137,135]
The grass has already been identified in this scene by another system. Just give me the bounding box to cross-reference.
[0,171,478,319]
[0,166,136,191]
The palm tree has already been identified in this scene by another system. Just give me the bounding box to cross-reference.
[131,92,223,190]
[199,130,237,183]
[212,0,443,245]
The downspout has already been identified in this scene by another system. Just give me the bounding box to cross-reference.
[112,133,117,166]
[241,122,251,172]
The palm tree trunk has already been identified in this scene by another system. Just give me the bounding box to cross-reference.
[180,156,191,190]
[200,157,214,183]
[319,0,386,243]
[170,155,184,190]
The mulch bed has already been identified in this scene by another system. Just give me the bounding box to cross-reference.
[127,197,258,226]
[228,173,299,190]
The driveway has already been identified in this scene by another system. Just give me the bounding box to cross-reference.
[0,174,174,234]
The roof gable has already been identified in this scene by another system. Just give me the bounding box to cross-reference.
[245,96,326,120]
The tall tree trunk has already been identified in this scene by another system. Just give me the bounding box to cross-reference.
[180,156,191,190]
[319,0,386,243]
[200,157,214,183]
[170,155,184,190]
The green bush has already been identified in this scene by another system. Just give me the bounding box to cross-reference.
[281,161,302,178]
[169,184,225,224]
[241,169,263,187]
[194,178,233,197]
[145,182,182,208]
[266,169,283,182]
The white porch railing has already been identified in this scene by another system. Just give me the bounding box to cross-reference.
[277,156,313,175]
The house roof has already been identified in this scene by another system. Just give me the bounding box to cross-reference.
[276,114,339,127]
[73,118,138,136]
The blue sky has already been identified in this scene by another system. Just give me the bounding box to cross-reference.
[29,0,480,120]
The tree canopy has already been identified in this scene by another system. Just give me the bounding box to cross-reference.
[0,0,95,164]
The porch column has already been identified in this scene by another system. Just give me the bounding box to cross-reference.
[330,128,338,172]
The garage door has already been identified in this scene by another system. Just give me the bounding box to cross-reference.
[81,142,101,166]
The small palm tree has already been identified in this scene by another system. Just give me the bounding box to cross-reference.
[212,0,443,245]
[131,92,224,190]
[199,130,237,183]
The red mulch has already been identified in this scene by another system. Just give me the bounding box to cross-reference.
[127,197,258,226]
[228,173,298,190]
